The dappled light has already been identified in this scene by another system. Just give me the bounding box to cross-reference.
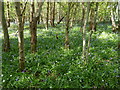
[1,1,120,89]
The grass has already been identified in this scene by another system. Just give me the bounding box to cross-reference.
[2,23,120,88]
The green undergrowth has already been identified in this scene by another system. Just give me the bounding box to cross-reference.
[2,24,120,88]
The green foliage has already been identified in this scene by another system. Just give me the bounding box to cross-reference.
[2,24,119,88]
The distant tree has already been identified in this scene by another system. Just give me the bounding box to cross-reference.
[86,3,99,60]
[80,2,85,32]
[89,2,99,31]
[2,1,10,52]
[50,2,55,27]
[15,2,27,71]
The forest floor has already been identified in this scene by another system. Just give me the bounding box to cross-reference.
[2,23,120,88]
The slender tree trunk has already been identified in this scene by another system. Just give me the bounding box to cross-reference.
[52,2,55,27]
[111,6,117,32]
[118,1,120,51]
[65,3,71,49]
[89,3,94,31]
[93,3,99,31]
[86,3,98,60]
[50,2,55,27]
[46,2,49,30]
[58,3,61,21]
[30,1,44,53]
[80,2,85,32]
[6,1,10,27]
[30,2,36,53]
[50,2,53,26]
[2,1,10,52]
[89,2,98,31]
[0,1,1,24]
[82,2,90,63]
[15,2,26,71]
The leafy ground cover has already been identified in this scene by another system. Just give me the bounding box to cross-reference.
[2,24,120,88]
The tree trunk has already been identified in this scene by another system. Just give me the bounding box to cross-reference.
[65,3,71,49]
[30,1,44,53]
[6,1,10,27]
[80,2,85,32]
[30,2,36,53]
[89,2,98,31]
[58,3,62,22]
[93,2,99,31]
[111,6,117,32]
[0,1,1,24]
[53,2,55,27]
[46,2,49,30]
[2,1,10,52]
[82,2,90,63]
[86,3,98,60]
[89,3,94,31]
[118,1,120,51]
[15,2,25,71]
[50,2,55,27]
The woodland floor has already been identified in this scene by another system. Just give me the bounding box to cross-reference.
[2,23,120,88]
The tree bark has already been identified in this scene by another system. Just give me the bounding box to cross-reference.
[82,2,90,63]
[2,1,10,52]
[50,2,55,27]
[15,2,27,71]
[110,5,117,32]
[86,3,98,60]
[6,1,10,27]
[118,1,120,51]
[30,1,44,53]
[80,2,85,32]
[46,2,49,30]
[65,3,71,49]
[89,2,98,31]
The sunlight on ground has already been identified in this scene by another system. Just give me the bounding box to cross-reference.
[98,31,117,41]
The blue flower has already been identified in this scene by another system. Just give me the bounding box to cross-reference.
[15,79,19,81]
